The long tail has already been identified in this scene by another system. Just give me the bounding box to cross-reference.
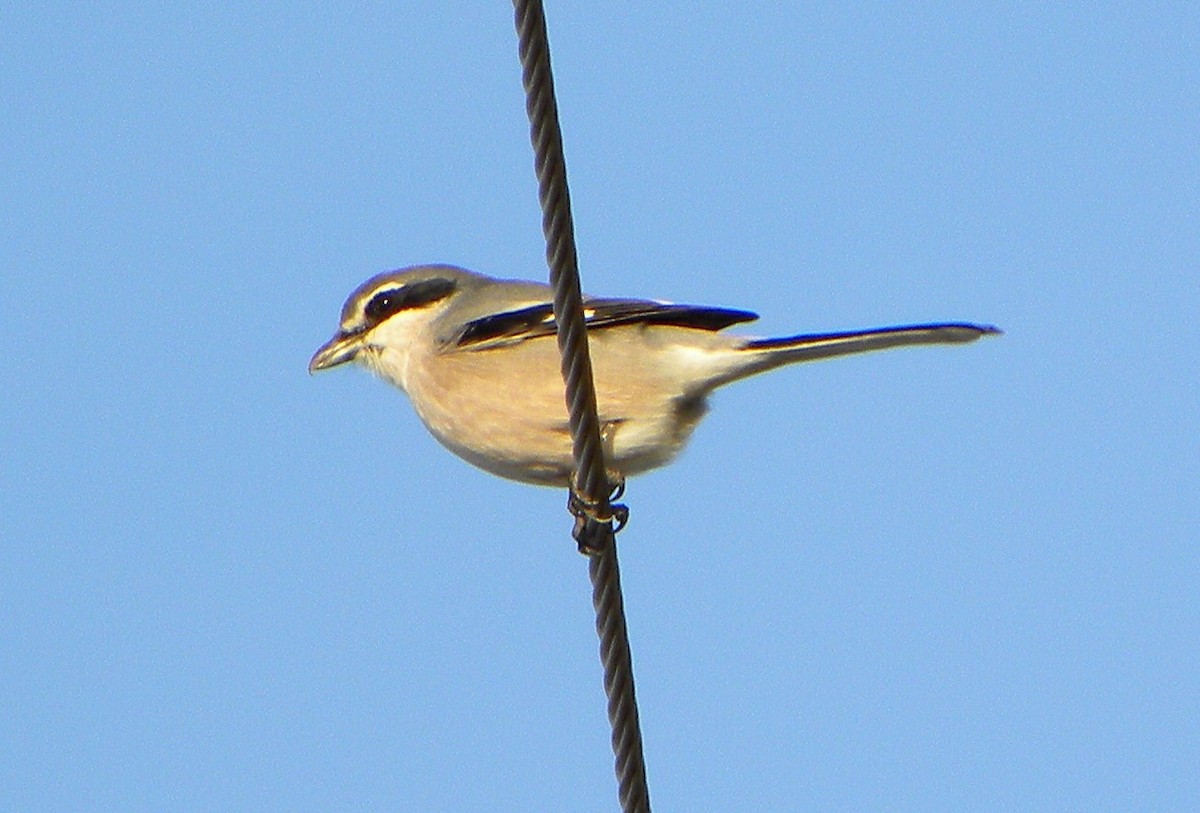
[715,322,1000,386]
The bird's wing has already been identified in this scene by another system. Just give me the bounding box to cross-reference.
[448,298,759,350]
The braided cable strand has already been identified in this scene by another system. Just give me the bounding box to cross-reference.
[589,541,650,812]
[512,2,652,811]
[513,2,608,515]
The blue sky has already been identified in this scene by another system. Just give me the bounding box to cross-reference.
[3,3,1196,810]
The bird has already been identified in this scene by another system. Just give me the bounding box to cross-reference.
[310,265,998,487]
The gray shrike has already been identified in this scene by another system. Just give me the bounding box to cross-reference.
[310,265,998,485]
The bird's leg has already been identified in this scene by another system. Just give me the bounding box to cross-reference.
[566,421,630,553]
[597,421,627,521]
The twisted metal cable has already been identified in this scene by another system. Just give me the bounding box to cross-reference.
[513,1,609,529]
[588,537,650,813]
[512,2,651,810]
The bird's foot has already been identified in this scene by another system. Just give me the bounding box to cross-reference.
[567,476,629,555]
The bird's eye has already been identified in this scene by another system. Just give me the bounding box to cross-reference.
[362,278,457,325]
[364,290,402,323]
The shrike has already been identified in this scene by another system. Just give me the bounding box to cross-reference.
[310,265,998,485]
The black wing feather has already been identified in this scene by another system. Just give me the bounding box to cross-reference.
[452,299,758,349]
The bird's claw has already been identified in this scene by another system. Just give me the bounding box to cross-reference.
[567,477,629,555]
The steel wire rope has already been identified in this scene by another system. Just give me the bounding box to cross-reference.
[512,2,651,811]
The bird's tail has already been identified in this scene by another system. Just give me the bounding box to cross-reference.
[710,322,1000,388]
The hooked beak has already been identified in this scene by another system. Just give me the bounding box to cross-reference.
[308,330,364,374]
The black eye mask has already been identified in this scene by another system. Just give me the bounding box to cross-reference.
[363,278,458,325]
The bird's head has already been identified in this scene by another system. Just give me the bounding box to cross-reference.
[308,265,480,384]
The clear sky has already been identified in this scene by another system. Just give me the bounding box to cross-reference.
[3,3,1197,810]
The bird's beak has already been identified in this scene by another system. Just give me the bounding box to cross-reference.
[308,330,363,374]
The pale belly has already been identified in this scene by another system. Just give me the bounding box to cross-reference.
[398,336,711,485]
